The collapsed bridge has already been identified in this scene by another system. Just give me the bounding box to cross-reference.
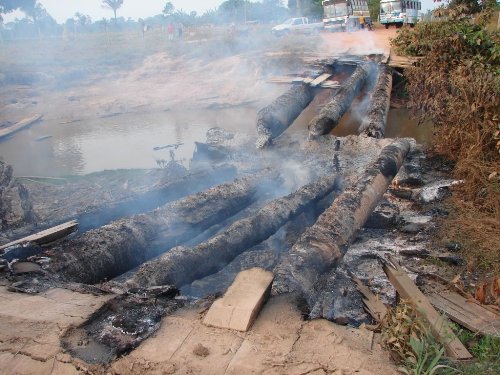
[0,55,417,363]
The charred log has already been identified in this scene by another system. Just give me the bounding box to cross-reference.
[358,66,392,138]
[124,174,342,289]
[256,85,313,148]
[50,172,275,284]
[308,63,372,139]
[272,139,411,312]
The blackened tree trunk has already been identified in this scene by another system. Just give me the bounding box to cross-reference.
[272,139,411,310]
[50,171,276,284]
[308,63,372,139]
[256,84,313,148]
[124,174,342,289]
[358,66,392,139]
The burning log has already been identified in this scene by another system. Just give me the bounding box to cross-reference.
[50,171,276,284]
[358,66,392,138]
[272,139,411,311]
[256,85,313,148]
[308,63,372,139]
[124,174,342,289]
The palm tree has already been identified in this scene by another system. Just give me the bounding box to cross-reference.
[101,0,123,22]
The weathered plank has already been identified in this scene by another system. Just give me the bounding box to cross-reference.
[0,114,43,140]
[203,268,273,331]
[428,292,500,337]
[310,73,332,87]
[352,276,388,323]
[0,220,78,252]
[383,258,472,359]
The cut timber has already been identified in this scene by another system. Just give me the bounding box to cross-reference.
[352,276,388,323]
[124,174,341,289]
[320,80,341,89]
[309,63,372,139]
[428,292,500,337]
[273,139,411,313]
[256,85,313,148]
[50,172,275,284]
[203,268,273,331]
[359,66,392,138]
[310,73,332,87]
[0,114,43,140]
[0,220,78,252]
[383,258,472,359]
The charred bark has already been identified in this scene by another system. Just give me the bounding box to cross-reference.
[272,139,411,311]
[50,171,275,284]
[358,66,392,138]
[256,84,313,148]
[308,63,372,139]
[124,174,342,289]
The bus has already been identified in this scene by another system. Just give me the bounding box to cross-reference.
[322,0,371,32]
[379,0,421,28]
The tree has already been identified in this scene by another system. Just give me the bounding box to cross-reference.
[0,0,35,22]
[101,0,123,22]
[368,0,380,21]
[163,1,174,17]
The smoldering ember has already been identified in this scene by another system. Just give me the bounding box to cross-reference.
[1,1,499,374]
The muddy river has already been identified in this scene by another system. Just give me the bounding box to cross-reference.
[0,104,432,177]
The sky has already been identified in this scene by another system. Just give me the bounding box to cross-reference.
[3,0,438,23]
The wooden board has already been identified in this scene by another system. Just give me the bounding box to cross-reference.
[428,292,500,337]
[309,73,332,87]
[203,268,273,332]
[353,276,388,323]
[383,258,472,359]
[0,220,78,252]
[320,80,341,89]
[0,114,43,140]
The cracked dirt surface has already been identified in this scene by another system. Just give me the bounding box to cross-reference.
[110,295,398,375]
[0,286,111,375]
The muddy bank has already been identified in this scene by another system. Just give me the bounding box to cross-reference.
[49,171,277,284]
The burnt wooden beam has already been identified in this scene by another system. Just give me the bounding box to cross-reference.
[272,139,411,308]
[359,66,392,139]
[256,84,313,148]
[123,174,342,289]
[50,171,277,284]
[308,63,372,139]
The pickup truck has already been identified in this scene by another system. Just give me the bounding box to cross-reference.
[271,17,323,36]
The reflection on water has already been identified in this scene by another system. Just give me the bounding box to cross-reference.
[0,108,257,177]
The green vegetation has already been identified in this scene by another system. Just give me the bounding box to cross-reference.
[391,4,500,274]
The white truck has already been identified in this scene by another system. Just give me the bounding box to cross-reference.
[271,17,324,36]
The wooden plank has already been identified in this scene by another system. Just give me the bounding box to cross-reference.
[383,257,472,359]
[0,220,78,252]
[309,73,332,87]
[428,292,500,337]
[203,268,273,332]
[352,276,388,323]
[0,114,43,140]
[303,77,314,84]
[320,80,341,89]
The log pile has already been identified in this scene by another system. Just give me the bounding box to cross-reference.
[273,139,411,313]
[50,171,276,284]
[124,174,342,289]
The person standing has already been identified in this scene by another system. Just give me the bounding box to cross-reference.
[359,14,365,30]
[167,22,174,41]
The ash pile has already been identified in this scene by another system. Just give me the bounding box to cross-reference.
[0,57,453,364]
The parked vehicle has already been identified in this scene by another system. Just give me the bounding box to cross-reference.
[271,17,323,36]
[322,0,371,32]
[379,0,421,28]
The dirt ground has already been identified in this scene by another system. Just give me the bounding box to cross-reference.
[0,28,407,375]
